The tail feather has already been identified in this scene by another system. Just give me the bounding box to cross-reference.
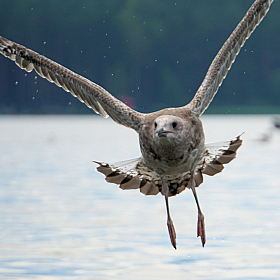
[198,134,243,177]
[94,133,243,196]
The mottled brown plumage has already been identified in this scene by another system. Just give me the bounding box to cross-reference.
[0,0,274,248]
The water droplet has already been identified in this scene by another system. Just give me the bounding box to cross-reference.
[32,96,35,100]
[24,74,27,77]
[34,76,37,80]
[155,59,158,62]
[68,102,72,105]
[15,81,18,85]
[43,42,46,45]
[160,29,162,32]
[176,61,179,64]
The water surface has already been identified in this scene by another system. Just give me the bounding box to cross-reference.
[0,115,279,279]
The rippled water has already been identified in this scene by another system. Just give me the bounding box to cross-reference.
[0,115,280,279]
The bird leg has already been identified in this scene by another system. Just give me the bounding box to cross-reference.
[189,176,206,247]
[162,180,177,249]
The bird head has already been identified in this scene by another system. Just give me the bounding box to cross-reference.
[153,115,184,143]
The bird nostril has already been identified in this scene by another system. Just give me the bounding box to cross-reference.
[172,122,177,129]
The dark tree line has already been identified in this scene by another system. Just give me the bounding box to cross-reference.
[0,0,279,114]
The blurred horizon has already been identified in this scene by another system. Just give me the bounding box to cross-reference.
[0,0,279,114]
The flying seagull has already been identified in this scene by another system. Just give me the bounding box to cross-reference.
[0,0,274,249]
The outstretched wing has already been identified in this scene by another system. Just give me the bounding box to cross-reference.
[0,36,144,132]
[186,0,274,116]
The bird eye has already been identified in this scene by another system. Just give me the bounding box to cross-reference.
[154,122,157,129]
[172,122,177,129]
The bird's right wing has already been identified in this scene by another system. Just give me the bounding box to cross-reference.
[186,0,274,116]
[0,36,144,132]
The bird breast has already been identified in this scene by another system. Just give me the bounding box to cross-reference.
[139,127,205,176]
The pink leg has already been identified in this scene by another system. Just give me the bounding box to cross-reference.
[189,176,206,247]
[162,180,177,249]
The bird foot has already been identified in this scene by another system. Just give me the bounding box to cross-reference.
[197,213,206,247]
[167,219,177,249]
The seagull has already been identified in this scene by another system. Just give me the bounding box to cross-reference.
[273,117,280,129]
[0,0,274,249]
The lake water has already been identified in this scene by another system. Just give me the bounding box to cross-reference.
[0,115,280,279]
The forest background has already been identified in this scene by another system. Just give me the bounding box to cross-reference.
[0,0,279,114]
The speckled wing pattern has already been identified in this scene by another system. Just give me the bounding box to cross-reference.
[94,134,243,197]
[0,36,144,132]
[186,0,274,116]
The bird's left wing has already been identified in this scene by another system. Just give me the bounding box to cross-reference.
[185,0,274,116]
[0,36,144,132]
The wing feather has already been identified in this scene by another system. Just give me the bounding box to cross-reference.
[186,0,274,116]
[0,36,144,132]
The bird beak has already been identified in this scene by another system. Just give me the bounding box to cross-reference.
[157,128,171,138]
